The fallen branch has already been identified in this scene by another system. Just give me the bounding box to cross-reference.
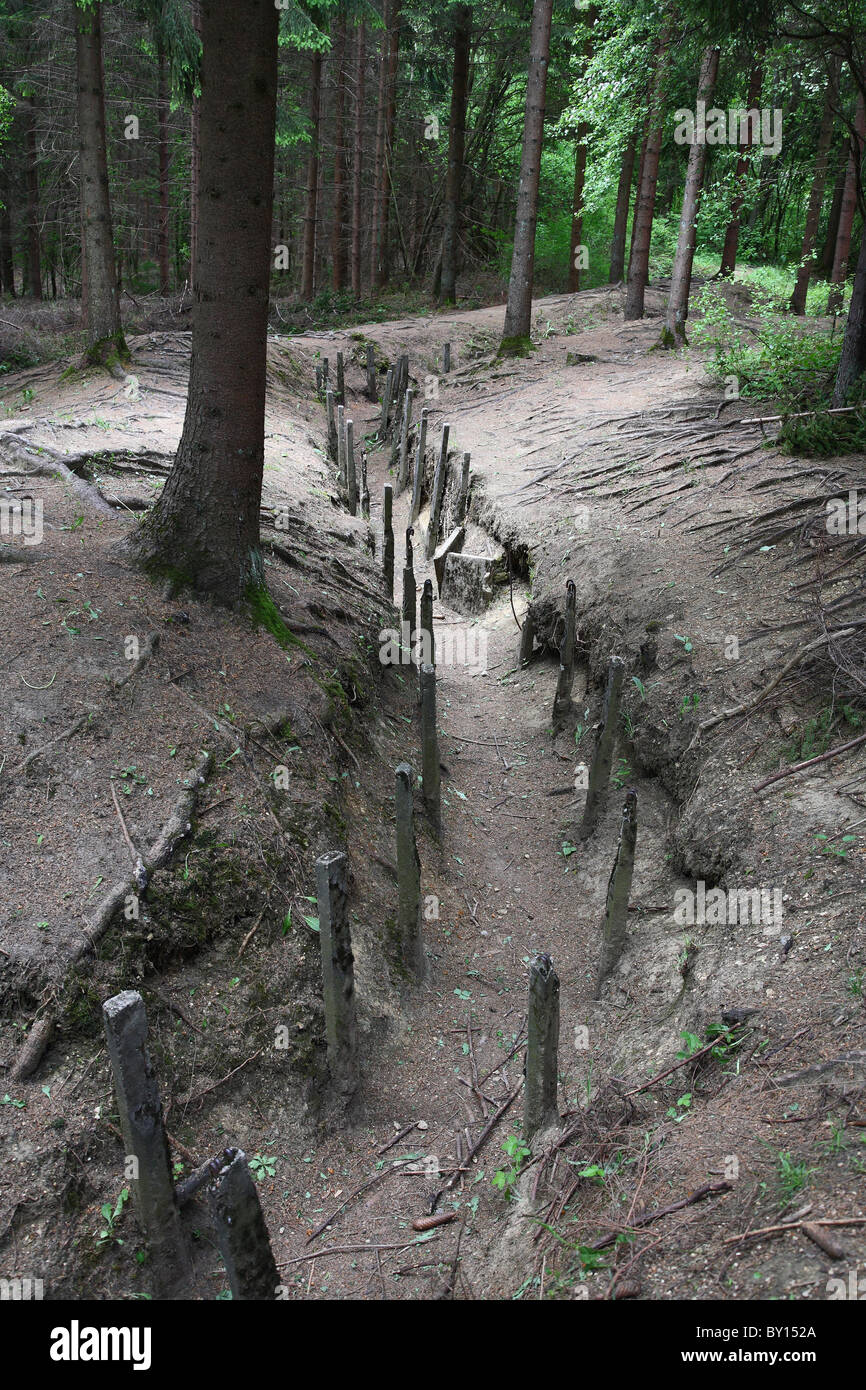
[696,629,856,736]
[771,1051,866,1087]
[753,732,866,792]
[429,1081,522,1215]
[590,1181,732,1251]
[724,1215,866,1246]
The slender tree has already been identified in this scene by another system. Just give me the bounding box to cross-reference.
[608,130,637,282]
[124,0,280,604]
[717,59,763,278]
[350,17,365,299]
[790,58,839,314]
[331,3,348,292]
[301,50,323,301]
[499,0,554,352]
[828,88,866,312]
[439,4,472,304]
[624,20,671,322]
[832,225,866,403]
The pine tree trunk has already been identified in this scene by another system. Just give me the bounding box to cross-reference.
[625,26,672,323]
[627,125,648,268]
[608,129,637,283]
[374,0,400,290]
[832,225,866,404]
[790,61,838,314]
[718,60,763,278]
[661,45,720,345]
[350,20,365,299]
[301,51,323,302]
[568,133,588,292]
[125,0,279,604]
[189,0,201,290]
[500,0,554,349]
[0,169,14,295]
[439,4,472,304]
[817,154,847,280]
[25,98,42,299]
[157,42,171,297]
[828,89,866,313]
[370,1,389,288]
[331,6,348,292]
[75,0,125,361]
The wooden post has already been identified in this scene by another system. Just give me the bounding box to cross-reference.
[397,387,415,492]
[426,422,450,558]
[361,449,370,519]
[336,349,345,405]
[420,663,441,833]
[420,577,435,673]
[366,342,377,400]
[315,364,323,395]
[337,403,346,485]
[402,526,416,635]
[379,366,394,439]
[595,789,638,996]
[552,579,577,726]
[410,408,429,524]
[383,483,394,598]
[519,610,535,668]
[580,655,625,839]
[456,450,471,523]
[346,418,357,515]
[315,850,359,1099]
[443,342,451,373]
[102,991,188,1296]
[395,762,425,978]
[208,1148,279,1301]
[326,387,337,462]
[322,356,330,391]
[524,954,560,1139]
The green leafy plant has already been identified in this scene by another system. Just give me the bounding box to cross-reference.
[492,1134,531,1198]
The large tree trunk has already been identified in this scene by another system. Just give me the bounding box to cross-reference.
[157,42,171,297]
[660,45,720,346]
[369,0,389,289]
[331,6,348,292]
[790,59,838,314]
[125,0,279,604]
[0,168,16,296]
[189,0,201,290]
[439,4,472,304]
[301,51,323,302]
[350,20,365,299]
[718,60,763,278]
[832,225,866,404]
[608,130,637,283]
[25,98,42,299]
[625,26,671,322]
[75,1,125,362]
[828,89,866,313]
[500,0,554,350]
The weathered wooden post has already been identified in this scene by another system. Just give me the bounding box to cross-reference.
[456,451,471,523]
[102,991,188,1295]
[336,349,345,405]
[519,610,535,668]
[345,418,357,516]
[379,366,395,439]
[595,789,638,997]
[420,663,441,833]
[580,655,625,839]
[383,484,394,598]
[322,357,330,391]
[361,449,370,519]
[402,527,416,637]
[395,762,426,979]
[397,387,415,492]
[326,387,337,462]
[443,342,451,373]
[366,342,377,400]
[426,422,450,558]
[337,403,346,486]
[524,954,560,1139]
[420,578,435,673]
[552,579,577,726]
[315,850,359,1099]
[409,408,429,524]
[315,364,323,396]
[207,1148,279,1301]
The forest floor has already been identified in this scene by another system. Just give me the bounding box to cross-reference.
[0,280,864,1302]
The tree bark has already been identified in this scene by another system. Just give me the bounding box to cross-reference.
[817,152,847,279]
[24,98,42,299]
[301,51,323,302]
[568,132,588,292]
[0,169,14,295]
[832,224,866,404]
[75,0,125,361]
[608,129,637,282]
[189,0,201,290]
[828,88,866,313]
[439,4,472,304]
[661,45,720,345]
[157,42,171,297]
[124,0,279,605]
[790,59,839,314]
[350,19,365,299]
[331,6,348,292]
[718,60,763,278]
[625,24,671,322]
[373,0,400,290]
[370,0,389,288]
[500,0,554,349]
